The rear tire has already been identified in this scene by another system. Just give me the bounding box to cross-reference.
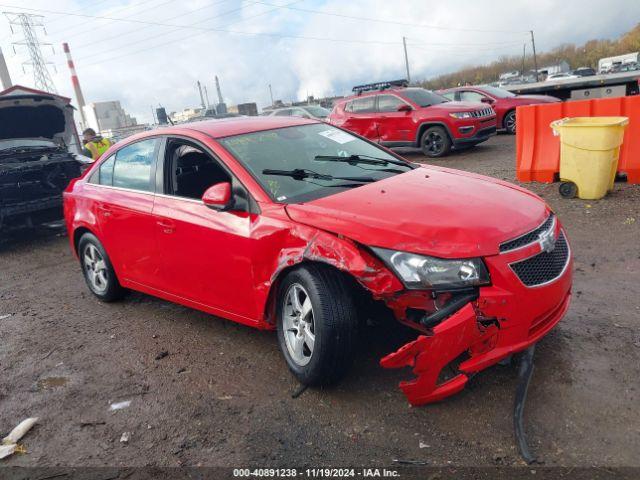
[276,264,358,386]
[504,110,517,134]
[78,232,125,302]
[420,126,452,158]
[559,181,578,199]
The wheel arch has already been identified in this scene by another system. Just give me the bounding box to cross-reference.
[72,225,98,256]
[415,121,453,146]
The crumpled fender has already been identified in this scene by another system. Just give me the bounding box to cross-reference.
[253,210,403,326]
[270,226,403,294]
[380,303,499,405]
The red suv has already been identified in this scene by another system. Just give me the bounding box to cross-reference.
[64,117,572,405]
[438,85,560,134]
[328,81,497,158]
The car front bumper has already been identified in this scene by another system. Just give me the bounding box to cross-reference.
[452,125,497,147]
[380,223,573,405]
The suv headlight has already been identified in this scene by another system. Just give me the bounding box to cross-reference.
[372,247,490,290]
[449,112,474,119]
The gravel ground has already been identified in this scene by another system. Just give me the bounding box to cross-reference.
[0,134,639,469]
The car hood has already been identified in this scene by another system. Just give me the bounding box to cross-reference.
[514,94,560,103]
[426,101,487,112]
[285,166,548,258]
[0,94,78,150]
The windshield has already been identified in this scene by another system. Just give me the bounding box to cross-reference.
[304,106,330,118]
[400,88,449,107]
[479,85,516,98]
[0,139,58,151]
[218,124,413,203]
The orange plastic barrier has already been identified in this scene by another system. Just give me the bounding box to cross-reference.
[516,95,640,184]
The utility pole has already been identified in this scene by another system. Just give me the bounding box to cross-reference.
[0,46,12,89]
[402,36,411,83]
[150,105,156,124]
[522,43,526,81]
[530,30,539,82]
[3,12,57,93]
[268,84,274,106]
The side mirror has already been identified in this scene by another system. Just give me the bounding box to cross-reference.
[301,114,311,119]
[202,182,232,211]
[480,97,494,104]
[397,104,413,112]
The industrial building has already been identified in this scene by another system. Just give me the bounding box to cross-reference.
[83,101,138,133]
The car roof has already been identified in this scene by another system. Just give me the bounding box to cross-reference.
[171,116,320,139]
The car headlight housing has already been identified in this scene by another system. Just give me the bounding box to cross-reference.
[372,247,490,290]
[449,112,474,119]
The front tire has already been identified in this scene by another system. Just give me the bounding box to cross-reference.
[504,110,516,134]
[78,232,125,302]
[276,264,358,386]
[420,126,452,158]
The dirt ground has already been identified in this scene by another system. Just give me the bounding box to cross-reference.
[1,134,639,470]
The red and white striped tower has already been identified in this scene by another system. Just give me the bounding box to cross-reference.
[63,42,87,127]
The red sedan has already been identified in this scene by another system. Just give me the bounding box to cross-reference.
[64,117,572,405]
[438,85,560,134]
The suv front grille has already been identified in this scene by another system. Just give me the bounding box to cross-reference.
[510,231,569,287]
[500,214,555,252]
[472,107,494,118]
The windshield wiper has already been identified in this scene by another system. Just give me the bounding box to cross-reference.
[262,168,375,183]
[314,154,413,169]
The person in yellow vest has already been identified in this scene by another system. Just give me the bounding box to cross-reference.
[82,128,112,161]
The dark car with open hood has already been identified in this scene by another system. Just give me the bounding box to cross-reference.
[0,86,91,233]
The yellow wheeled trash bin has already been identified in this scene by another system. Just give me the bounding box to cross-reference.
[550,116,629,200]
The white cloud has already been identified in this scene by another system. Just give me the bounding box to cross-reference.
[0,0,637,123]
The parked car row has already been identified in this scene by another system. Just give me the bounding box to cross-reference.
[264,80,558,157]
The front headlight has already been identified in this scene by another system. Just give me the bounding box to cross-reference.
[449,112,474,119]
[372,247,490,290]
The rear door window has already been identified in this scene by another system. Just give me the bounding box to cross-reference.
[274,109,292,116]
[377,95,406,112]
[349,96,376,113]
[112,138,158,192]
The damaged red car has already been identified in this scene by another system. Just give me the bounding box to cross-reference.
[64,117,572,405]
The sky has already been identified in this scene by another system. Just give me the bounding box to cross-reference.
[0,0,637,123]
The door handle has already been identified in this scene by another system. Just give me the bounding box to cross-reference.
[156,219,175,234]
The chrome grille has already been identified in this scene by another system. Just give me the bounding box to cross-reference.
[500,214,555,252]
[510,232,569,287]
[472,107,494,118]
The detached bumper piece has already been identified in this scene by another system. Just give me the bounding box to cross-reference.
[380,290,570,406]
[380,303,499,405]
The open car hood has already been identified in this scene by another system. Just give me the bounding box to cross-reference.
[285,166,548,258]
[0,92,79,152]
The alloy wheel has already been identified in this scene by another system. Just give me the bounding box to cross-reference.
[282,283,315,367]
[83,244,108,294]
[505,112,516,133]
[426,131,445,155]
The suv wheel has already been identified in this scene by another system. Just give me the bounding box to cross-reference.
[421,126,451,158]
[276,264,357,386]
[78,233,125,302]
[504,110,516,134]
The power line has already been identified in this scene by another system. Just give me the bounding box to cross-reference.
[51,0,178,41]
[73,0,256,60]
[250,1,530,35]
[0,3,404,46]
[71,0,231,51]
